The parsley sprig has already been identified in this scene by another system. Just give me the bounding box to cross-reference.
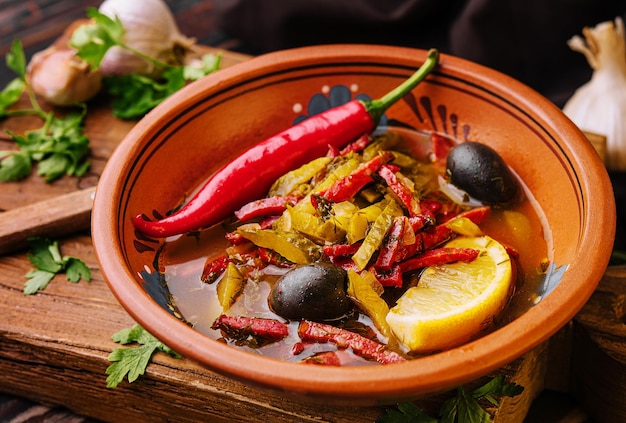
[71,8,221,120]
[379,376,524,423]
[24,237,91,295]
[0,40,91,182]
[106,324,181,388]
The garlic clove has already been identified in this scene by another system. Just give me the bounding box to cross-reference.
[27,47,103,106]
[98,0,196,77]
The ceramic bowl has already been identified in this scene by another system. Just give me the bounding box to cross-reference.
[92,45,615,402]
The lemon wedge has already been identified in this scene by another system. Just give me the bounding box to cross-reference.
[386,235,513,353]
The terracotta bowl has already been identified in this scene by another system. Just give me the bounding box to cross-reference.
[92,45,615,403]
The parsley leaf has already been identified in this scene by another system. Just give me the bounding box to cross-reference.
[6,38,26,77]
[1,42,91,182]
[23,237,92,295]
[0,150,31,181]
[65,257,92,283]
[440,387,491,423]
[378,376,524,423]
[0,78,26,118]
[471,375,524,405]
[104,53,221,120]
[70,8,124,68]
[23,269,57,295]
[2,106,90,182]
[0,40,27,118]
[27,237,64,273]
[379,402,438,423]
[183,53,222,81]
[104,68,185,120]
[106,324,181,388]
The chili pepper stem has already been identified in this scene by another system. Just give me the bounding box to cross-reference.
[365,48,440,124]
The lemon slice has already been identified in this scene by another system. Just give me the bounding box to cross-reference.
[386,235,513,353]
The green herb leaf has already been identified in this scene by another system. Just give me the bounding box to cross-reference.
[104,54,222,120]
[6,39,26,78]
[65,257,92,283]
[378,402,438,423]
[23,270,56,295]
[112,324,155,345]
[37,153,71,182]
[70,8,124,68]
[106,324,181,388]
[183,53,222,81]
[104,66,186,119]
[0,151,32,181]
[471,375,524,404]
[106,343,158,387]
[23,237,91,295]
[440,387,491,423]
[27,238,64,274]
[0,78,26,117]
[379,376,524,423]
[2,108,90,182]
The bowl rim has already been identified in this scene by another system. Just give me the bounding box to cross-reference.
[92,44,616,400]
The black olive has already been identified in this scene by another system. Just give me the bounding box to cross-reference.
[269,262,351,321]
[446,141,520,206]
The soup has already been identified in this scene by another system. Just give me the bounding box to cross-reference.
[159,128,550,365]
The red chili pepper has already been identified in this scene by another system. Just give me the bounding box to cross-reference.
[408,210,435,232]
[224,230,246,245]
[318,152,393,202]
[374,216,406,270]
[372,264,404,287]
[378,164,421,216]
[211,314,289,344]
[399,247,480,273]
[340,134,371,155]
[302,351,343,366]
[397,224,454,261]
[200,255,230,283]
[328,256,360,272]
[258,247,293,267]
[133,50,440,237]
[322,242,362,258]
[456,205,491,224]
[431,132,455,163]
[420,198,443,214]
[291,342,306,355]
[234,194,301,222]
[297,320,406,364]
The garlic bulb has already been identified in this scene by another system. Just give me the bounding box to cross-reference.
[98,0,195,77]
[27,47,103,106]
[26,19,102,106]
[563,17,626,171]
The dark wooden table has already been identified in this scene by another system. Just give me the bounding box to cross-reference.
[1,2,623,422]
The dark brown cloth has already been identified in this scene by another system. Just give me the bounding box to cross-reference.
[214,0,626,107]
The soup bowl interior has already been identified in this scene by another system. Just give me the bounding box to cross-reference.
[92,45,615,402]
